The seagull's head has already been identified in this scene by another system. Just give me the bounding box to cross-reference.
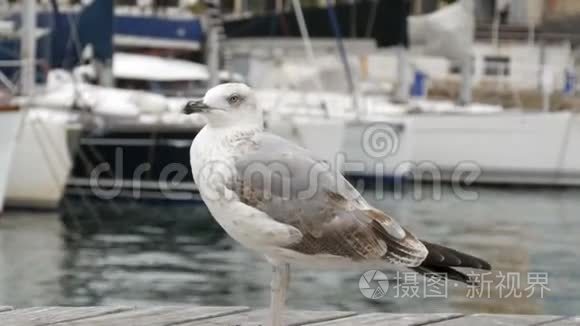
[183,83,261,127]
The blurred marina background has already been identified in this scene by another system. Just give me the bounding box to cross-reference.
[1,0,580,317]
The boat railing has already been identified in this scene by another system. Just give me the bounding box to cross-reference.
[6,2,202,19]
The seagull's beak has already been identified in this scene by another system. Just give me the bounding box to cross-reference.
[183,99,210,114]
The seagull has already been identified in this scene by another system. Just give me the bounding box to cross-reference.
[184,83,491,326]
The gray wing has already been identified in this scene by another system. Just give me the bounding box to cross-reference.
[230,132,427,267]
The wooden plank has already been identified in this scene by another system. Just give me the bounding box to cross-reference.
[0,307,132,326]
[432,314,563,326]
[540,316,580,325]
[306,312,464,326]
[0,306,571,326]
[180,309,357,326]
[60,306,249,326]
[0,306,13,313]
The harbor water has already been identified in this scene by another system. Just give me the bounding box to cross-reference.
[0,184,578,316]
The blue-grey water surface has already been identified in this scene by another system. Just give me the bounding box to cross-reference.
[0,185,578,316]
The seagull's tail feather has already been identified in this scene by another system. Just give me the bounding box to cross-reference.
[411,240,491,285]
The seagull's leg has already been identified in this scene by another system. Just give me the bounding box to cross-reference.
[269,263,290,326]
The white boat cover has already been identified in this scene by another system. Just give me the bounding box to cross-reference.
[408,0,474,62]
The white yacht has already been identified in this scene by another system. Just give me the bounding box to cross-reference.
[75,52,244,98]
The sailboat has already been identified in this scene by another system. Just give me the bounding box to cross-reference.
[230,0,580,186]
[371,0,580,186]
[0,0,77,211]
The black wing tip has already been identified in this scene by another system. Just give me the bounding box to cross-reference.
[412,240,492,286]
[412,266,482,286]
[479,259,492,271]
[420,240,492,271]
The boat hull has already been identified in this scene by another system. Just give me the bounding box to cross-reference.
[341,111,580,186]
[67,125,201,202]
[0,109,22,213]
[5,110,73,210]
[405,112,580,185]
[66,111,580,206]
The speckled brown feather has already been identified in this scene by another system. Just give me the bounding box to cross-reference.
[231,140,428,267]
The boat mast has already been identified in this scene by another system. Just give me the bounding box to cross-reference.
[20,0,36,96]
[291,0,324,91]
[458,55,472,105]
[325,0,360,113]
[204,0,222,87]
[394,46,409,103]
[458,0,475,105]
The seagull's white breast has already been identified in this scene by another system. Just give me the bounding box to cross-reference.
[190,126,301,252]
[190,126,239,216]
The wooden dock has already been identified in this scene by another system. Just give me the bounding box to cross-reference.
[0,306,577,326]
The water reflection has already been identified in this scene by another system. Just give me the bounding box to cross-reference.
[0,185,578,315]
[0,212,65,307]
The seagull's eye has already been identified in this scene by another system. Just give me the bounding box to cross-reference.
[227,94,241,105]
